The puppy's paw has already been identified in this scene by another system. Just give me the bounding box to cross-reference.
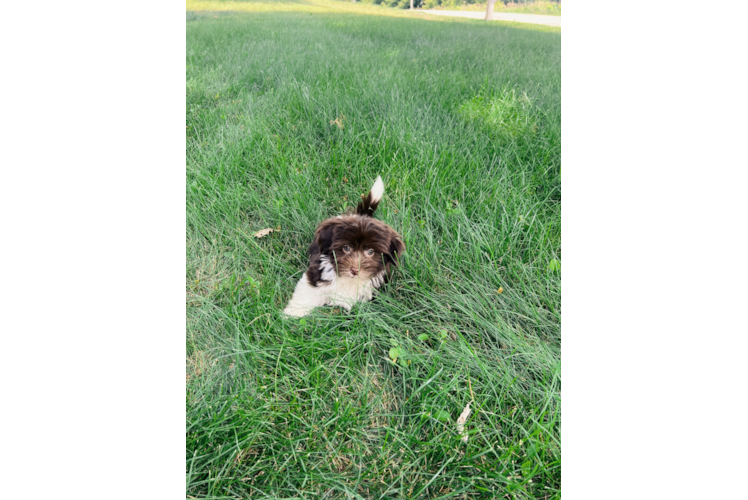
[283,306,312,318]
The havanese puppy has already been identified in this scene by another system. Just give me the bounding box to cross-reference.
[283,175,405,317]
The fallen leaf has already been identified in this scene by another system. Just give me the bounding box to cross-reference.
[456,402,471,443]
[329,114,346,129]
[253,228,275,238]
[497,287,503,294]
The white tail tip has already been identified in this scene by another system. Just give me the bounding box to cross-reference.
[370,175,384,204]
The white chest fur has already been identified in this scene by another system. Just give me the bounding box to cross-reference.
[320,275,375,308]
[283,271,385,317]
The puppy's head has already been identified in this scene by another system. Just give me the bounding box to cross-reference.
[313,216,405,280]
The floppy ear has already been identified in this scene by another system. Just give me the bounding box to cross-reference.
[386,236,406,266]
[313,220,336,254]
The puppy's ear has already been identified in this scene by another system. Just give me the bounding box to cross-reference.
[313,220,337,254]
[386,235,406,266]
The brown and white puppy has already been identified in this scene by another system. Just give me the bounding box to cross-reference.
[283,176,405,317]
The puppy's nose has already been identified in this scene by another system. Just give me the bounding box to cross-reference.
[350,268,358,276]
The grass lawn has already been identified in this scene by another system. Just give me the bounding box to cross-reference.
[187,1,560,498]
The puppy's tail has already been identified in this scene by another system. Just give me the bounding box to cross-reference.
[356,175,384,217]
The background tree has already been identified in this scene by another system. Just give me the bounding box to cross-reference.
[485,0,497,20]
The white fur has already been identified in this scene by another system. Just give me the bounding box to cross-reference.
[318,255,337,282]
[370,175,384,204]
[283,268,386,317]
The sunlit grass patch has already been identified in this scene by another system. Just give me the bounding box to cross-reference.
[187,0,419,17]
[459,87,537,139]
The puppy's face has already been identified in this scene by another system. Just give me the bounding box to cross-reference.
[313,216,405,281]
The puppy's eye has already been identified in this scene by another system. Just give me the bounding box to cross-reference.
[343,245,352,253]
[366,249,374,256]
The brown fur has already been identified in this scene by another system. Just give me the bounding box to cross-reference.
[356,190,381,217]
[306,215,405,287]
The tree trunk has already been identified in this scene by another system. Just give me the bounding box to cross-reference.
[410,0,414,9]
[485,0,497,21]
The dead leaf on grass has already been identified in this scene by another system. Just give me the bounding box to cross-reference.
[253,228,275,238]
[456,402,472,443]
[330,114,346,129]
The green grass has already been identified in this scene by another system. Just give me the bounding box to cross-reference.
[187,2,560,498]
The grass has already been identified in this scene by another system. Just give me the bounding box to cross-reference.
[188,0,562,17]
[187,0,420,17]
[187,1,560,498]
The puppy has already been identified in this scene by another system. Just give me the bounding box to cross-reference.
[283,175,405,317]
